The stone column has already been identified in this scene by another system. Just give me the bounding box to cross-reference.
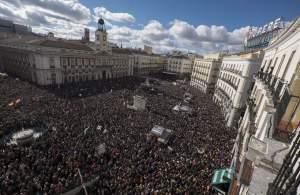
[227,107,239,127]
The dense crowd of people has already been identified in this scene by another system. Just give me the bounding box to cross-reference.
[0,75,236,194]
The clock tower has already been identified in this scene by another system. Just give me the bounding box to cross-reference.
[95,18,109,51]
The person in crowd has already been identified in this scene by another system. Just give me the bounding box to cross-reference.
[0,75,235,194]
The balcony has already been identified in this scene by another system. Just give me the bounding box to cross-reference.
[215,87,231,104]
[255,71,288,105]
[267,129,300,195]
[222,67,241,75]
[253,71,294,141]
[220,77,238,90]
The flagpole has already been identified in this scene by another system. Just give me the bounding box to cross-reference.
[77,168,88,195]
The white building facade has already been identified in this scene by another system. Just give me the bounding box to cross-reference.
[213,51,263,127]
[0,19,134,86]
[229,16,300,195]
[111,48,134,78]
[167,56,193,75]
[190,53,222,94]
[132,51,166,76]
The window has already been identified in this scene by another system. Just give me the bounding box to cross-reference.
[281,50,296,80]
[266,59,272,73]
[271,57,278,74]
[275,55,286,78]
[91,59,95,65]
[70,58,75,66]
[51,73,56,80]
[49,57,55,68]
[240,159,254,185]
[63,58,67,66]
[290,61,300,85]
[262,60,268,70]
[77,58,82,66]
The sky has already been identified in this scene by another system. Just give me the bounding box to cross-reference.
[0,0,299,54]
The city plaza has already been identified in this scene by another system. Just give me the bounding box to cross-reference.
[0,7,299,195]
[0,74,235,194]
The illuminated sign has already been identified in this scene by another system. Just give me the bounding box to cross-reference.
[244,18,285,51]
[247,18,284,40]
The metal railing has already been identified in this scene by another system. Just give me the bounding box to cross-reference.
[256,71,288,105]
[220,77,238,90]
[267,129,300,195]
[215,87,231,103]
[221,67,242,75]
[256,70,293,140]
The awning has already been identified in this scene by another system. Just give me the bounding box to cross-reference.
[211,169,233,185]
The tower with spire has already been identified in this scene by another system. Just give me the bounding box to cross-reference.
[95,18,109,52]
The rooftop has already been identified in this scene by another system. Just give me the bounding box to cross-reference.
[203,53,224,60]
[248,166,276,195]
[31,39,94,51]
[169,55,190,60]
[112,47,133,54]
[0,36,94,51]
[248,137,289,195]
[222,50,264,61]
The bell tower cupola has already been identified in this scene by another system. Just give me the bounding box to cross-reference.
[97,18,106,32]
[95,17,109,51]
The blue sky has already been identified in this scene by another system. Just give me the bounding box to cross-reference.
[84,0,300,30]
[0,0,299,53]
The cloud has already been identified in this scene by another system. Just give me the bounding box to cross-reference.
[0,0,94,39]
[108,26,138,45]
[94,7,135,24]
[163,19,248,53]
[228,26,249,45]
[0,0,249,54]
[0,1,27,20]
[0,0,91,24]
[168,20,248,53]
[141,20,169,41]
[170,20,199,41]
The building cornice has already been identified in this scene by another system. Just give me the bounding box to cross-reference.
[266,17,300,51]
[195,58,222,63]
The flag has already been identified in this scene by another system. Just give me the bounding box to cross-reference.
[8,98,22,107]
[15,98,21,105]
[96,143,106,156]
[84,127,89,135]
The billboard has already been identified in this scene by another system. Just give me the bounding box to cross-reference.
[244,18,285,51]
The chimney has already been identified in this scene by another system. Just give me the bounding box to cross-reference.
[82,28,90,42]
